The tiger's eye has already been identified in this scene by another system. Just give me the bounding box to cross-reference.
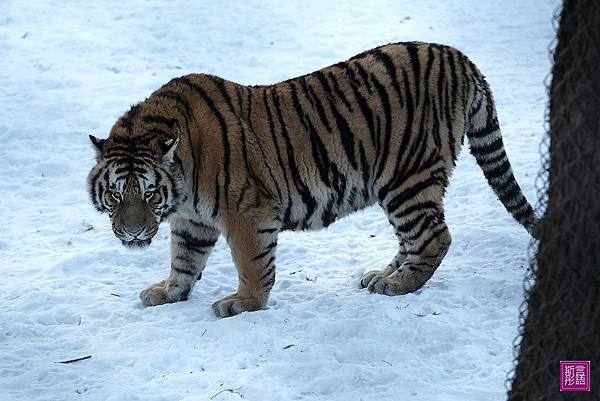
[144,190,155,200]
[111,190,122,201]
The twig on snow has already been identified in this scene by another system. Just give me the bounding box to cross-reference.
[210,388,245,399]
[57,355,92,364]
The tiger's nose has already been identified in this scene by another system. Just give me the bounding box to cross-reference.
[124,226,144,237]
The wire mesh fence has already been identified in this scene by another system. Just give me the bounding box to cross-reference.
[507,1,600,399]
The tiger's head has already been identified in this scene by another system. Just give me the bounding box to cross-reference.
[87,134,184,248]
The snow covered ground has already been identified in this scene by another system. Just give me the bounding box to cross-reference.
[0,1,558,400]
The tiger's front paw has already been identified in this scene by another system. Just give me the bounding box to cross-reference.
[140,280,170,306]
[211,294,267,318]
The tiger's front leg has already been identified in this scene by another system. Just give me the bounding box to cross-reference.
[140,218,220,306]
[212,215,279,318]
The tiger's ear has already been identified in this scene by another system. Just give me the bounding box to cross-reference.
[89,134,106,159]
[160,137,179,163]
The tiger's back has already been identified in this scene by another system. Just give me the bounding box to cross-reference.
[89,42,537,317]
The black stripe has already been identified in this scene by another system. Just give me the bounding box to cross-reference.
[513,203,534,220]
[311,75,358,170]
[207,75,234,110]
[122,104,141,134]
[372,115,381,180]
[508,195,529,213]
[297,81,347,200]
[483,160,512,181]
[371,50,403,101]
[260,264,275,282]
[142,115,179,128]
[403,215,439,241]
[208,76,249,188]
[343,65,376,148]
[402,97,430,177]
[172,230,218,248]
[114,166,149,175]
[423,45,435,93]
[253,241,277,260]
[371,73,393,184]
[299,77,315,107]
[436,48,446,119]
[265,256,276,269]
[257,228,279,234]
[498,180,522,203]
[175,255,193,263]
[173,266,195,276]
[105,151,156,161]
[144,127,170,137]
[386,171,445,214]
[394,200,439,219]
[272,87,317,224]
[305,75,333,133]
[236,181,251,210]
[188,219,213,229]
[353,62,373,94]
[470,136,504,158]
[239,126,256,183]
[155,91,198,207]
[156,90,193,119]
[313,71,332,96]
[238,90,280,201]
[236,86,245,116]
[377,69,417,201]
[396,211,428,234]
[246,88,254,129]
[359,143,370,200]
[448,51,459,112]
[212,173,220,218]
[263,89,292,212]
[177,76,231,205]
[176,241,207,255]
[322,196,336,227]
[469,95,484,118]
[405,43,421,104]
[446,51,458,163]
[406,226,447,256]
[262,278,275,292]
[89,168,104,211]
[327,71,353,111]
[469,123,500,139]
[431,100,442,148]
[306,118,333,187]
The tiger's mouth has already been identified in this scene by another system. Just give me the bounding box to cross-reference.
[122,238,152,249]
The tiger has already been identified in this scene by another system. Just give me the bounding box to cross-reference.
[87,41,538,318]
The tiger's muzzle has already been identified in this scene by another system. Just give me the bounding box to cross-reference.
[112,196,159,249]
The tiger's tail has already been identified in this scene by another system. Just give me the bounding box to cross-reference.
[466,73,539,238]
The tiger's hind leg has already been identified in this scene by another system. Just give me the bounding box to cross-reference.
[361,177,451,295]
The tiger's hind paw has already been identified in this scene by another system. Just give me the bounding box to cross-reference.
[363,268,435,296]
[360,265,397,289]
[212,294,267,318]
